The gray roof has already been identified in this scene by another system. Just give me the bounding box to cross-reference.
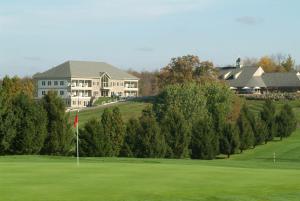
[262,72,300,87]
[33,61,138,80]
[219,66,300,88]
[222,66,266,88]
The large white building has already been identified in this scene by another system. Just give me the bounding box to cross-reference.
[33,61,139,108]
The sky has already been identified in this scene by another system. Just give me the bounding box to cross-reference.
[1,0,300,77]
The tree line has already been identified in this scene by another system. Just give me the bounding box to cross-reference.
[0,77,73,155]
[80,82,297,159]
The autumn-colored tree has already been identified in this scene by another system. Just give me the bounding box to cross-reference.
[158,55,217,88]
[1,76,35,99]
[258,56,279,72]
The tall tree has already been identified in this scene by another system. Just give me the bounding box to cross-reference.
[260,99,277,143]
[111,107,125,156]
[79,118,106,156]
[11,93,47,154]
[190,115,218,159]
[101,108,114,156]
[281,55,295,72]
[237,105,255,152]
[253,116,268,146]
[160,107,191,158]
[276,103,297,140]
[120,118,140,157]
[136,106,166,158]
[0,89,17,154]
[220,123,240,158]
[41,91,73,155]
[154,82,207,122]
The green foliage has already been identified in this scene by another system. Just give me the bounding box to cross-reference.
[220,123,240,158]
[120,118,140,157]
[41,91,73,155]
[111,107,125,156]
[190,115,218,159]
[79,118,107,156]
[253,116,268,146]
[135,106,166,158]
[260,99,277,142]
[101,108,114,156]
[154,82,206,122]
[202,82,234,139]
[276,103,297,140]
[237,105,255,152]
[10,93,47,154]
[281,55,295,72]
[0,90,17,154]
[160,107,191,158]
[100,107,126,156]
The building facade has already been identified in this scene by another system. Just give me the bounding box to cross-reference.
[218,63,300,94]
[33,61,139,108]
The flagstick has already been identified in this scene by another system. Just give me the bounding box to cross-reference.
[76,110,79,167]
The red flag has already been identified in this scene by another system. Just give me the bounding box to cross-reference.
[74,113,78,128]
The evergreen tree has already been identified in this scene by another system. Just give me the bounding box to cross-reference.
[220,123,240,158]
[190,115,218,159]
[79,118,106,156]
[101,108,114,156]
[253,116,267,146]
[120,118,140,157]
[0,89,17,154]
[136,106,166,158]
[41,91,73,155]
[276,103,297,140]
[237,105,255,153]
[160,107,191,158]
[260,99,277,142]
[11,93,47,154]
[111,107,125,156]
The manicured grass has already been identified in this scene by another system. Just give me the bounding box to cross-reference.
[69,101,150,127]
[0,129,300,201]
[246,99,300,118]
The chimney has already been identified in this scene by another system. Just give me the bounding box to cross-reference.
[236,57,243,68]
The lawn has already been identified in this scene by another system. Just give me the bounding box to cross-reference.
[69,101,150,127]
[0,129,300,201]
[6,98,297,201]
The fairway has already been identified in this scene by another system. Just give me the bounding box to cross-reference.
[1,130,300,201]
[69,101,150,127]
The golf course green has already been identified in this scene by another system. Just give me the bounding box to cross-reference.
[0,128,300,201]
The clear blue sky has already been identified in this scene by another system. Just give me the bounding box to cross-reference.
[1,0,300,77]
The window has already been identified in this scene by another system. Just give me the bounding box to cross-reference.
[47,81,51,86]
[42,81,46,86]
[60,91,64,95]
[97,82,99,86]
[54,81,58,86]
[42,91,46,95]
[60,81,64,86]
[101,75,109,87]
[73,101,76,105]
[117,82,119,86]
[121,82,123,86]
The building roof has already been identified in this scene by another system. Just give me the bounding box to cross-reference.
[218,66,300,89]
[262,72,300,87]
[33,61,138,80]
[219,66,266,88]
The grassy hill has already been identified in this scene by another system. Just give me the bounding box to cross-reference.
[69,101,150,127]
[0,129,300,201]
[70,99,300,128]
